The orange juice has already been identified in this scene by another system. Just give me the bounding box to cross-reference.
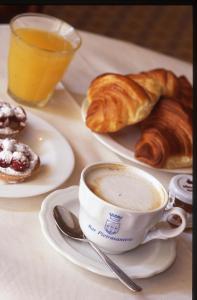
[8,28,75,106]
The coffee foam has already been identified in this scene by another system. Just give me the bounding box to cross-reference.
[85,164,163,212]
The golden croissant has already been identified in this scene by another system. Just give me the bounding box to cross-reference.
[135,95,192,169]
[86,69,183,133]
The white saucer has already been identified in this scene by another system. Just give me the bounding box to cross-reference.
[39,186,177,279]
[0,111,75,198]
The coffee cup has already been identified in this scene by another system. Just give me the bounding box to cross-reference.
[78,162,187,254]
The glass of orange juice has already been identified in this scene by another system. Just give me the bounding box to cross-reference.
[7,13,81,107]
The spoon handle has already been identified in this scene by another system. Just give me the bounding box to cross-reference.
[87,239,142,292]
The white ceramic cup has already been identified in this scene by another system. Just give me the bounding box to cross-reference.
[78,162,187,254]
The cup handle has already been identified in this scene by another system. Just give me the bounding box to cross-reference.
[142,207,187,244]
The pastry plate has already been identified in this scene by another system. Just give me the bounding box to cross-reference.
[39,186,177,279]
[0,111,75,198]
[81,99,192,174]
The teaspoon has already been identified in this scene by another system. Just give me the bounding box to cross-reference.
[53,205,142,293]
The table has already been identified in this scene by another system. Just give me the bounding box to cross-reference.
[0,25,192,300]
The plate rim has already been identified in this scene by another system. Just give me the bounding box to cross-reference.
[39,186,177,279]
[81,98,192,174]
[0,111,75,198]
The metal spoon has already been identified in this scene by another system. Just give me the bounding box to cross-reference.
[53,205,142,292]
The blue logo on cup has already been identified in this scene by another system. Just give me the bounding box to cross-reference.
[104,213,122,235]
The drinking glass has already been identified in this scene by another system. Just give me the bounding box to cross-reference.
[7,13,81,107]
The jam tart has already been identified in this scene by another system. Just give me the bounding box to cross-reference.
[0,138,40,183]
[0,101,27,138]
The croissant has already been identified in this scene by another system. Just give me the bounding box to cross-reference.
[178,75,193,109]
[134,95,192,169]
[86,69,182,133]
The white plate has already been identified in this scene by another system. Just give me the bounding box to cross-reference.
[81,99,192,174]
[39,186,177,279]
[0,111,75,198]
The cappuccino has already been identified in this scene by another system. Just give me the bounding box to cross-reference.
[79,162,186,253]
[85,164,162,211]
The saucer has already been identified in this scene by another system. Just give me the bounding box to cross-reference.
[39,186,177,279]
[0,111,75,198]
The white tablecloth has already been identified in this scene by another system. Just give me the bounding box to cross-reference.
[0,25,192,300]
